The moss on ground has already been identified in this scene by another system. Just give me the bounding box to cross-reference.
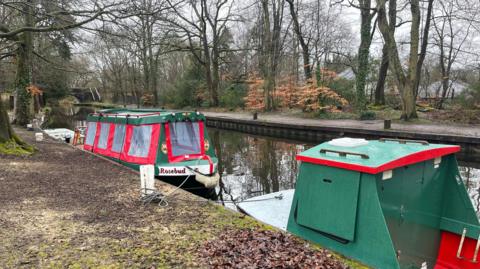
[0,138,36,155]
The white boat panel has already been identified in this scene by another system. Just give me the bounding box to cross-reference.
[237,189,294,231]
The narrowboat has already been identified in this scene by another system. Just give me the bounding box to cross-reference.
[238,137,480,269]
[83,109,219,193]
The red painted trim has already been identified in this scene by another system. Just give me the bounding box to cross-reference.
[435,231,479,269]
[200,154,214,174]
[165,121,206,163]
[119,124,133,161]
[296,146,460,174]
[120,124,160,165]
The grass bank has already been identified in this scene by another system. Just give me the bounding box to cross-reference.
[0,127,364,268]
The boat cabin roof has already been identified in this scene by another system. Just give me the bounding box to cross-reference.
[296,139,460,174]
[86,108,206,125]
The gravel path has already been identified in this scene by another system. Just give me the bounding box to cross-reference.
[0,127,356,269]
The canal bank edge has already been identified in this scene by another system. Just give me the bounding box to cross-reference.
[205,114,480,163]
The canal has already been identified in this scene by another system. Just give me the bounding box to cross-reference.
[56,105,480,216]
[210,127,480,217]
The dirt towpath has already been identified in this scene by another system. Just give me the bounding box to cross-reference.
[0,128,357,268]
[203,111,480,138]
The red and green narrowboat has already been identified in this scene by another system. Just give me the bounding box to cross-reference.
[83,108,219,192]
[239,137,480,269]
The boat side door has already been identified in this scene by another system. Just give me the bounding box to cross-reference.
[294,163,361,242]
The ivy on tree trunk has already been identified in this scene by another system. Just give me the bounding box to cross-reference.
[355,0,375,111]
[15,0,34,126]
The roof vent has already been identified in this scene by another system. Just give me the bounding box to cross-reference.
[328,137,369,147]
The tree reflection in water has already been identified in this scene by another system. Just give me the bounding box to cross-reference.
[211,128,480,216]
[211,128,305,209]
[459,166,480,217]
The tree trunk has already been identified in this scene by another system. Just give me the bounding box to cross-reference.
[261,0,283,111]
[376,0,432,120]
[436,40,448,109]
[261,0,274,111]
[199,0,219,107]
[374,0,396,106]
[403,0,421,120]
[0,99,13,143]
[402,80,417,120]
[374,46,388,105]
[201,33,217,107]
[0,97,34,153]
[414,0,434,98]
[355,0,373,110]
[286,0,311,80]
[211,28,220,107]
[15,0,34,126]
[211,57,220,107]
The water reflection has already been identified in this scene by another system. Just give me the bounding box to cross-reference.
[211,128,309,209]
[43,104,95,130]
[459,167,480,217]
[211,128,480,216]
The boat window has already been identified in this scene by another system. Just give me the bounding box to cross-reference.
[111,124,126,153]
[128,125,152,157]
[85,122,97,146]
[169,122,201,156]
[97,123,110,149]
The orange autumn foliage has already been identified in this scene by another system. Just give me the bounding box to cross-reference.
[26,85,43,96]
[296,83,348,112]
[318,68,337,85]
[244,77,265,111]
[244,71,348,112]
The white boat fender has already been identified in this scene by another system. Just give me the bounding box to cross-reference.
[191,170,220,188]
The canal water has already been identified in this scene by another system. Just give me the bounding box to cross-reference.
[210,127,480,216]
[57,105,480,216]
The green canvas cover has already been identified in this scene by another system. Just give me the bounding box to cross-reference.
[86,108,206,125]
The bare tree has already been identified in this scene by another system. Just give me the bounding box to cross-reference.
[286,0,311,80]
[0,0,117,133]
[304,1,353,76]
[260,0,285,111]
[376,0,434,120]
[374,0,395,105]
[166,0,235,107]
[432,0,478,109]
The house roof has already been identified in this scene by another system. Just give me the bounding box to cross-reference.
[337,68,356,80]
[425,80,469,95]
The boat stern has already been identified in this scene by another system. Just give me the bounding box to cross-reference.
[156,158,219,188]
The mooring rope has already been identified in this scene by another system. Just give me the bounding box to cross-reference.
[140,173,192,207]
